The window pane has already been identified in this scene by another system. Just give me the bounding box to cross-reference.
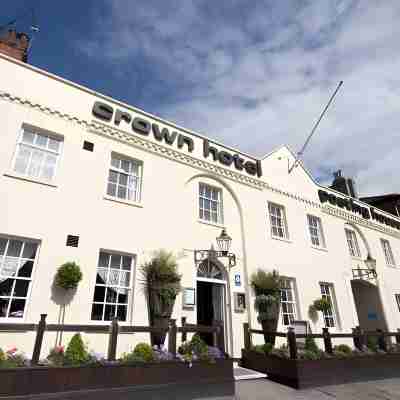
[0,278,13,296]
[22,131,35,144]
[2,257,19,277]
[106,287,118,303]
[14,280,29,297]
[96,270,107,284]
[118,174,128,186]
[0,239,6,255]
[93,286,106,302]
[0,299,9,317]
[91,303,103,320]
[120,271,130,287]
[35,134,48,148]
[107,183,116,197]
[104,305,116,321]
[117,305,127,321]
[118,290,128,304]
[9,299,25,318]
[122,256,132,270]
[7,240,23,257]
[110,254,121,269]
[48,138,60,152]
[14,146,31,174]
[121,160,130,173]
[117,186,127,199]
[18,260,33,278]
[22,243,38,260]
[27,149,44,178]
[41,154,57,180]
[109,171,118,183]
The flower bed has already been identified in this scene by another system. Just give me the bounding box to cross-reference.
[0,334,234,399]
[242,343,400,389]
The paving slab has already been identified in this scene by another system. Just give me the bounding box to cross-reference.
[235,378,400,400]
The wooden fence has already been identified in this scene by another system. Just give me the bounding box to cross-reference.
[243,323,400,359]
[0,314,224,365]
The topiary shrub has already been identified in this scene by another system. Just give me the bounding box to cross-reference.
[55,262,83,290]
[47,346,65,366]
[367,336,378,352]
[65,333,90,365]
[305,336,319,353]
[133,343,155,362]
[313,298,331,313]
[333,344,352,358]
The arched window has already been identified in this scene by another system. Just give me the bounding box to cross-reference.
[197,259,224,280]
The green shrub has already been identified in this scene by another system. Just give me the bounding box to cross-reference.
[313,298,331,312]
[308,304,318,321]
[65,334,90,365]
[334,344,352,355]
[305,336,319,353]
[55,262,83,290]
[252,343,273,355]
[47,346,65,366]
[299,349,320,360]
[0,349,5,363]
[367,336,378,352]
[250,269,280,297]
[178,334,208,357]
[133,343,155,362]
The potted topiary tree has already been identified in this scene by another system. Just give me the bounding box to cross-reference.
[250,269,281,345]
[308,297,331,324]
[141,250,181,346]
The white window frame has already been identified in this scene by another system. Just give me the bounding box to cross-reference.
[0,236,39,322]
[345,228,361,258]
[307,215,326,248]
[381,239,396,267]
[12,125,63,183]
[395,294,400,312]
[106,153,143,204]
[320,283,337,328]
[268,202,289,240]
[91,250,136,323]
[280,278,297,326]
[198,183,224,225]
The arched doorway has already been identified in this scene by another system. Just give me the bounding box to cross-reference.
[196,258,228,350]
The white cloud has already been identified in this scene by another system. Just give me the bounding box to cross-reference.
[79,0,400,196]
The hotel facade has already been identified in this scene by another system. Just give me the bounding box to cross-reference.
[1,45,400,358]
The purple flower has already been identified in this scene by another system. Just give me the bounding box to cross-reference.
[207,346,224,359]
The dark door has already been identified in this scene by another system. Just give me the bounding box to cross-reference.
[196,281,214,345]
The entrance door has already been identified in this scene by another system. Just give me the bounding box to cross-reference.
[197,280,225,346]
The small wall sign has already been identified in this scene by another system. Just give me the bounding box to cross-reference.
[367,312,378,320]
[183,288,195,308]
[234,293,246,312]
[234,274,241,287]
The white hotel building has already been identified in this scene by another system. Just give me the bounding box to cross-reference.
[1,32,400,358]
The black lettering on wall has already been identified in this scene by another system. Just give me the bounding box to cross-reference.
[219,151,234,166]
[114,110,132,126]
[244,161,257,175]
[152,124,177,145]
[203,140,218,161]
[132,117,151,135]
[92,101,113,121]
[177,135,194,152]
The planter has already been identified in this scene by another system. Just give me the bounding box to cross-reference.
[241,349,400,389]
[0,359,234,400]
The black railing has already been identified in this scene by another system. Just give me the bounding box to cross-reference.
[243,323,400,359]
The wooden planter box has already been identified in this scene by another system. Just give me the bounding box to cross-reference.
[0,359,234,400]
[242,349,400,389]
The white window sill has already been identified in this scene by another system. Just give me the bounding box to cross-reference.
[271,235,292,244]
[386,264,397,269]
[4,172,58,188]
[311,245,328,253]
[198,219,225,229]
[351,256,364,262]
[104,195,143,208]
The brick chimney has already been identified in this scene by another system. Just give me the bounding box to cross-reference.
[0,29,30,62]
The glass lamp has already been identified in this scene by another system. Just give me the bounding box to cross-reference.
[216,229,232,256]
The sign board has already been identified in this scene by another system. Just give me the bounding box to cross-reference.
[183,288,195,307]
[292,320,310,348]
[234,274,241,287]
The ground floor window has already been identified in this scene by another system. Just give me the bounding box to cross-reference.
[396,294,400,312]
[0,237,38,319]
[320,283,336,327]
[280,278,297,326]
[91,251,134,322]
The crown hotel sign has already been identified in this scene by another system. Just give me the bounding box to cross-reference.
[92,101,262,178]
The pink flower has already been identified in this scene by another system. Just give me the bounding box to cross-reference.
[55,346,64,353]
[7,347,17,354]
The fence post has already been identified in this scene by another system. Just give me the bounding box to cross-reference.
[352,326,364,351]
[396,329,400,345]
[322,328,333,354]
[243,323,251,351]
[107,318,119,361]
[31,314,47,365]
[181,317,187,343]
[168,319,177,356]
[377,329,387,352]
[212,321,218,348]
[287,327,297,359]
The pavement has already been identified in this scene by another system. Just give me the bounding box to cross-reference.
[235,378,400,399]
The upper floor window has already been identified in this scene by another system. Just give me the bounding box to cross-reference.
[320,283,336,328]
[280,278,297,326]
[395,294,400,312]
[13,127,62,182]
[91,250,135,322]
[381,239,395,266]
[107,154,142,203]
[0,237,38,319]
[268,202,288,239]
[307,215,326,248]
[345,228,361,258]
[199,183,223,224]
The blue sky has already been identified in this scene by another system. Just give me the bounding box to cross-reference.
[2,1,400,195]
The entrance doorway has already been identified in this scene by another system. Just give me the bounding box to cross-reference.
[351,280,387,331]
[196,280,225,345]
[196,258,228,349]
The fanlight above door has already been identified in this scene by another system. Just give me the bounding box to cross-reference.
[197,259,224,280]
